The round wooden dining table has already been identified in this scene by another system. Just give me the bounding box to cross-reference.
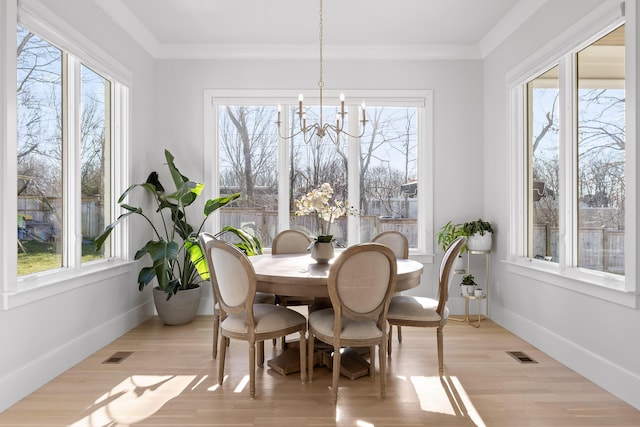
[249,250,424,378]
[250,251,424,298]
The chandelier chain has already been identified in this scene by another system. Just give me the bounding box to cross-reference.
[275,0,366,143]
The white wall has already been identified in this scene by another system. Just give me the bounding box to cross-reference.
[484,0,640,410]
[153,57,486,311]
[0,0,156,412]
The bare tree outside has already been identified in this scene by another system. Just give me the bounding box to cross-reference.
[17,25,113,274]
[527,25,625,274]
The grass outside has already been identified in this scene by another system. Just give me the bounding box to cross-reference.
[17,239,102,276]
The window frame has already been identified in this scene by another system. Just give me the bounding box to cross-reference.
[506,1,637,307]
[203,89,434,262]
[1,1,132,310]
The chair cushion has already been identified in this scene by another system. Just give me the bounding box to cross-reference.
[221,304,306,334]
[387,296,448,322]
[309,308,382,340]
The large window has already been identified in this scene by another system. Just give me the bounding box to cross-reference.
[16,25,117,277]
[513,18,630,297]
[207,91,431,255]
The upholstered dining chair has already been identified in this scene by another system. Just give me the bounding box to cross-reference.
[386,236,466,375]
[271,229,315,348]
[307,243,397,402]
[201,235,275,359]
[199,233,307,398]
[372,231,409,345]
[272,229,315,308]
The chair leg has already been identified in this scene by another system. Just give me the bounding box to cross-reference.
[397,325,403,343]
[307,331,315,382]
[212,313,219,359]
[299,330,307,384]
[257,341,264,368]
[249,341,256,399]
[387,324,394,356]
[218,336,228,385]
[379,341,387,398]
[331,343,341,403]
[369,345,376,377]
[437,327,444,376]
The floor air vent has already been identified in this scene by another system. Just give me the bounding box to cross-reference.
[102,351,133,364]
[506,350,538,364]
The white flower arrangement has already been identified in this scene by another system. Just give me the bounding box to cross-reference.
[294,182,356,242]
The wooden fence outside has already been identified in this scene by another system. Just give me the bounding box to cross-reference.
[533,225,624,274]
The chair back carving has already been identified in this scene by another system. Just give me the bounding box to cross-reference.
[372,231,409,259]
[328,243,397,327]
[436,236,466,315]
[272,229,312,254]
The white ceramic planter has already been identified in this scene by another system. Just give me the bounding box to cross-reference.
[153,285,202,326]
[461,284,475,296]
[311,241,334,264]
[466,232,492,252]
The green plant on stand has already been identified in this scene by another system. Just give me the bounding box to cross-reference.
[460,274,478,296]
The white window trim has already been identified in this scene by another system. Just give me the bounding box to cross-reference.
[203,89,434,262]
[2,2,133,310]
[506,0,637,308]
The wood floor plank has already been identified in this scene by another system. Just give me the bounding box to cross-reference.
[1,316,639,426]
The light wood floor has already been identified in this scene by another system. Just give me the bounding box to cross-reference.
[2,316,639,426]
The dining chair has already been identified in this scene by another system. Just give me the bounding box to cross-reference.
[271,229,315,348]
[307,243,397,402]
[272,229,315,307]
[199,232,307,398]
[200,234,275,359]
[372,231,409,346]
[386,236,466,375]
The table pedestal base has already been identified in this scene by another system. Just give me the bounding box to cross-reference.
[267,342,371,380]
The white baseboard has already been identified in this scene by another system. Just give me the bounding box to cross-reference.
[0,301,153,412]
[491,306,640,411]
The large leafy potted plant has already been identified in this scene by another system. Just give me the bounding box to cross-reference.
[95,149,261,325]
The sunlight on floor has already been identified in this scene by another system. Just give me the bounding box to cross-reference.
[69,375,195,426]
[405,375,486,427]
[234,375,250,393]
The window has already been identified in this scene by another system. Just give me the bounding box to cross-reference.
[15,23,125,280]
[510,13,632,302]
[206,90,432,256]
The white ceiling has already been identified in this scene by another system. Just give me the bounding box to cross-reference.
[94,0,549,60]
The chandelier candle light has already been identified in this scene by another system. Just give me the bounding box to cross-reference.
[276,0,367,144]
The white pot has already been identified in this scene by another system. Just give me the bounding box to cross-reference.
[466,232,492,252]
[474,288,484,297]
[461,285,475,296]
[311,241,334,264]
[153,285,202,326]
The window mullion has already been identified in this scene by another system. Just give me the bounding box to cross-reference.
[277,104,291,235]
[63,54,82,268]
[557,55,576,272]
[347,104,360,247]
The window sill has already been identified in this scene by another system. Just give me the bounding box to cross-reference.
[503,258,637,308]
[2,259,134,310]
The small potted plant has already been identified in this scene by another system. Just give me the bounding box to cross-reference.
[460,274,477,296]
[462,218,493,252]
[436,220,466,272]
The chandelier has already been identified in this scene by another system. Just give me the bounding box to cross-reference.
[276,0,367,144]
